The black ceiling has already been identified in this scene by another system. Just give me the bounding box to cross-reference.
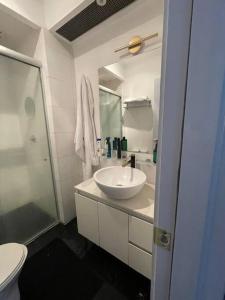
[57,0,136,42]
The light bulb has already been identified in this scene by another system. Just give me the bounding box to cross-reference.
[96,0,107,6]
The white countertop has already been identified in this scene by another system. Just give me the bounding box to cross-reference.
[74,179,155,223]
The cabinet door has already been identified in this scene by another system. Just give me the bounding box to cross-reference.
[98,202,128,264]
[75,194,99,245]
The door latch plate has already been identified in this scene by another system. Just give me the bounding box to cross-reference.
[154,227,171,250]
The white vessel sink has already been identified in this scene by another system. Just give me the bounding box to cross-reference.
[94,166,146,199]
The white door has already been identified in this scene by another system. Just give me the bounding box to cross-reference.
[170,0,225,299]
[151,0,193,299]
[153,0,225,299]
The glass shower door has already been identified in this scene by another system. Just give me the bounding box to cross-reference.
[0,54,58,244]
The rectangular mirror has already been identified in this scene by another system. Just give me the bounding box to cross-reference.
[98,46,162,155]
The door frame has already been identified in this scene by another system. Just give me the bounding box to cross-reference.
[151,0,193,299]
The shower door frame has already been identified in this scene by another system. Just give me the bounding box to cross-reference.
[0,45,59,244]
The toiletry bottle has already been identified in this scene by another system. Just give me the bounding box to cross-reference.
[121,137,128,159]
[153,140,158,164]
[106,137,111,158]
[102,138,107,157]
[117,138,121,159]
[96,138,102,157]
[112,138,118,159]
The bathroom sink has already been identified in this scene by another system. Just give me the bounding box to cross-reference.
[94,166,146,199]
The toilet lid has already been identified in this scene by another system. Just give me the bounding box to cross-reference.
[0,243,26,288]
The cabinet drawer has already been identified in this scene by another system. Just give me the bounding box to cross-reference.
[129,216,153,253]
[75,194,99,245]
[129,243,152,279]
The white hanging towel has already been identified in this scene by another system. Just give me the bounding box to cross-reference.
[74,75,99,179]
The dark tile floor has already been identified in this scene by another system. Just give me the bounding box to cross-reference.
[0,203,55,244]
[21,219,151,299]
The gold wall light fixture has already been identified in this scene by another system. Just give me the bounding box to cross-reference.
[115,32,159,54]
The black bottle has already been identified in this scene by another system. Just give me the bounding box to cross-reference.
[112,138,117,159]
[106,137,111,158]
[153,140,158,164]
[117,138,121,159]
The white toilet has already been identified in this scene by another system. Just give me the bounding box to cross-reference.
[0,243,27,300]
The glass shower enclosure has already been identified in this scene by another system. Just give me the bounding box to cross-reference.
[0,47,58,244]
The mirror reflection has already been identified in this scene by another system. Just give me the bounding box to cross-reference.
[98,47,162,157]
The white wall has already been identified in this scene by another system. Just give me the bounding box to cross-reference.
[0,0,91,30]
[0,0,44,28]
[0,8,39,52]
[42,29,82,223]
[105,63,125,81]
[43,0,93,30]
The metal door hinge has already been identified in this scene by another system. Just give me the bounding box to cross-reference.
[154,227,171,250]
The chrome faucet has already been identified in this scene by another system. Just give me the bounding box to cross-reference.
[122,154,135,168]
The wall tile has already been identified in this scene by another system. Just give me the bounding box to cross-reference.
[54,133,75,158]
[43,31,77,224]
[42,73,52,107]
[49,133,61,182]
[60,178,76,223]
[52,106,75,133]
[54,179,65,222]
[44,29,73,58]
[73,154,83,184]
[58,155,76,182]
[50,157,60,182]
[49,77,75,108]
[46,49,74,81]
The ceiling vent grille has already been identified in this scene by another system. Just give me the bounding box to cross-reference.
[57,0,136,42]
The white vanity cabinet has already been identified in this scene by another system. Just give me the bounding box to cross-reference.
[98,202,128,264]
[75,192,153,279]
[129,216,154,253]
[129,244,152,279]
[128,216,153,279]
[75,194,99,245]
